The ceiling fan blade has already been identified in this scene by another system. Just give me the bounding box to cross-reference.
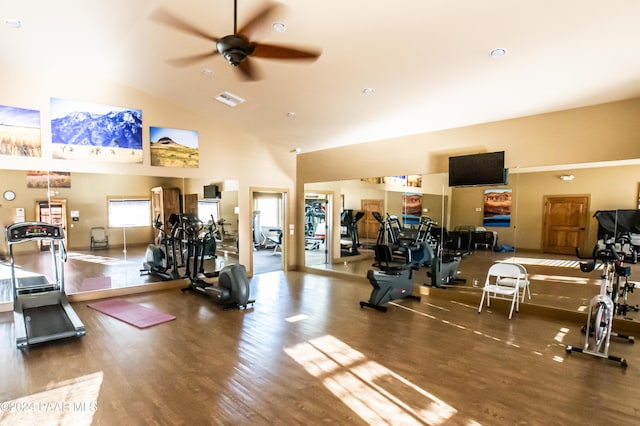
[151,8,219,43]
[236,2,283,40]
[252,43,321,60]
[167,50,219,67]
[237,58,262,81]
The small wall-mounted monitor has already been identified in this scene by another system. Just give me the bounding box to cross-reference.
[448,151,507,187]
[203,184,221,199]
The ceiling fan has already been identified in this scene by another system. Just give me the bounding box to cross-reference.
[152,0,321,80]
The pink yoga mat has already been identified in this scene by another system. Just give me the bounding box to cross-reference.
[87,299,176,329]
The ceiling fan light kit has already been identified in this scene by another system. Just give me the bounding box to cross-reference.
[153,1,321,80]
[217,35,254,66]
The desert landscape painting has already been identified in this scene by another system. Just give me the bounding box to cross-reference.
[149,126,199,168]
[27,171,71,188]
[483,189,512,227]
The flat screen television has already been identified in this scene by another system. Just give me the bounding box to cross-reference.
[203,184,221,199]
[448,151,507,187]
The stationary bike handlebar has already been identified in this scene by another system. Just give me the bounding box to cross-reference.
[576,242,619,262]
[576,236,638,273]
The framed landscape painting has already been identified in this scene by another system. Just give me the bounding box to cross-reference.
[27,171,71,188]
[50,98,143,163]
[483,189,512,227]
[0,104,41,157]
[149,126,199,168]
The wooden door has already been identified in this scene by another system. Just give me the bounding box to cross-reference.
[151,187,181,234]
[36,199,67,250]
[183,194,198,216]
[360,199,384,242]
[542,195,590,254]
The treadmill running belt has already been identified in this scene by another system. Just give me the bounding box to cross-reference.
[23,305,75,340]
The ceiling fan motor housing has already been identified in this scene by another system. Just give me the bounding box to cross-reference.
[217,34,254,65]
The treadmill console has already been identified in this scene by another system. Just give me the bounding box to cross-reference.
[7,222,65,243]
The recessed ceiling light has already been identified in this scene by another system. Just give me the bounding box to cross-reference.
[273,22,286,32]
[290,148,301,154]
[201,68,214,76]
[489,48,508,58]
[362,87,375,95]
[286,112,296,117]
[4,19,23,28]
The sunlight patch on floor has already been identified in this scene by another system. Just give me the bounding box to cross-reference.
[554,327,569,343]
[0,263,42,280]
[67,252,134,266]
[392,303,552,353]
[286,314,310,323]
[0,371,103,425]
[529,273,591,285]
[285,335,460,425]
[422,302,449,311]
[449,301,478,310]
[502,256,592,269]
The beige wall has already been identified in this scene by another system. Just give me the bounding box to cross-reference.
[297,98,640,184]
[0,171,178,253]
[1,70,297,271]
[297,98,640,261]
[449,164,640,250]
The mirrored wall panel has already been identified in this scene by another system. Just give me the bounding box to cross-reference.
[0,170,239,301]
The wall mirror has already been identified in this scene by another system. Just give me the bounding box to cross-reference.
[304,174,448,274]
[0,170,238,302]
[302,162,640,328]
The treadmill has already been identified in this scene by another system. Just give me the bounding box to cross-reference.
[7,222,86,349]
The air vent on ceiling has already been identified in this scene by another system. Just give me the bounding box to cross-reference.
[215,91,245,107]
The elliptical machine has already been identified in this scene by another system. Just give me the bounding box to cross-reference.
[426,226,466,288]
[141,214,182,280]
[180,215,255,310]
[340,209,365,256]
[188,215,219,279]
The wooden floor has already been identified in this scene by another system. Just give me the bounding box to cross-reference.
[2,264,640,425]
[310,248,640,316]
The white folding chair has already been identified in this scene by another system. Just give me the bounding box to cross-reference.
[496,263,530,303]
[478,262,521,319]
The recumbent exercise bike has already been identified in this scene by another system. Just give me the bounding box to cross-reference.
[359,239,422,312]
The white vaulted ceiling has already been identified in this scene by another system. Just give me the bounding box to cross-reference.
[2,0,640,153]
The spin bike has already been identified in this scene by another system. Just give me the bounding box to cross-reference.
[566,237,636,367]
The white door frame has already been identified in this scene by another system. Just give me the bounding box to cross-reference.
[249,187,289,276]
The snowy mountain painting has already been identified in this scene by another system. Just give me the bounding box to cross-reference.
[149,126,199,168]
[50,98,143,163]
